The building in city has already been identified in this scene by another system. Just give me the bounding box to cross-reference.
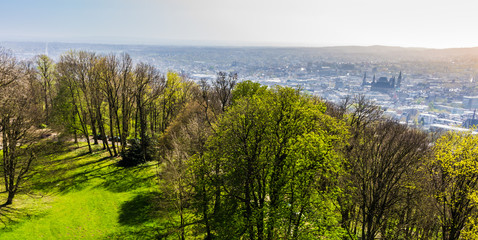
[363,72,402,93]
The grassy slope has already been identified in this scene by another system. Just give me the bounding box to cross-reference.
[0,142,170,239]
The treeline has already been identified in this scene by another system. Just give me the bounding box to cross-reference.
[1,48,478,239]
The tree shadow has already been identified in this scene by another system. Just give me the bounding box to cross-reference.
[0,204,49,230]
[30,157,113,194]
[99,164,157,193]
[112,191,178,239]
[102,226,167,240]
[118,191,163,226]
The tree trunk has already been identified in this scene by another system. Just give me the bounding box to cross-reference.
[44,87,49,124]
[90,113,98,145]
[96,109,112,157]
[138,95,147,161]
[4,191,15,206]
[109,105,117,156]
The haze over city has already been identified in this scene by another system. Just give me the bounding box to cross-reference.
[1,0,478,48]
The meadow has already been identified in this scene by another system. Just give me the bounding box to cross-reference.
[0,141,174,239]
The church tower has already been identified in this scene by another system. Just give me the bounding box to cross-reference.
[397,71,402,88]
[362,72,367,86]
[390,76,395,88]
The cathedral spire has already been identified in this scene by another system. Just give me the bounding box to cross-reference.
[362,72,367,86]
[397,71,402,88]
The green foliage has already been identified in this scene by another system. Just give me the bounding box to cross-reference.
[432,131,478,239]
[194,85,348,239]
[50,63,81,136]
[230,80,267,103]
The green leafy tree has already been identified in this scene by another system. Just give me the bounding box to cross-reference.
[198,83,347,239]
[56,51,96,153]
[430,131,478,240]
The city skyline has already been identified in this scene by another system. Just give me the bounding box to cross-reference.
[1,0,477,49]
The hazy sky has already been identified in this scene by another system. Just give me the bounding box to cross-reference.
[1,0,477,48]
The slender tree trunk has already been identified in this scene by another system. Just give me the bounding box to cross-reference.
[5,191,15,206]
[76,106,92,153]
[44,87,49,124]
[113,106,122,152]
[81,120,92,153]
[137,93,148,161]
[109,105,117,156]
[202,184,212,239]
[90,114,98,145]
[245,180,255,240]
[134,106,139,139]
[2,128,9,192]
[121,99,130,152]
[179,177,186,240]
[97,109,113,157]
[74,129,78,144]
[213,162,221,216]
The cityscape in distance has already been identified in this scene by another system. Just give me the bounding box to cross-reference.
[3,40,478,133]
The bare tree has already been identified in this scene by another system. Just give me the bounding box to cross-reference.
[0,57,41,205]
[119,53,135,153]
[335,96,430,240]
[133,63,164,161]
[212,72,236,113]
[0,49,19,88]
[96,55,121,156]
[35,54,55,124]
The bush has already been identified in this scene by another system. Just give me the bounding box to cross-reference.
[118,137,156,167]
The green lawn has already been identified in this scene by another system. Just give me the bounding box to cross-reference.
[0,142,171,239]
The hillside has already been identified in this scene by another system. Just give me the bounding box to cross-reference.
[0,141,171,239]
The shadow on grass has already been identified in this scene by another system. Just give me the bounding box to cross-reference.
[26,139,159,195]
[31,156,114,194]
[103,225,167,240]
[118,192,162,226]
[100,163,157,193]
[111,191,176,239]
[0,205,50,231]
[34,141,90,164]
[31,147,157,195]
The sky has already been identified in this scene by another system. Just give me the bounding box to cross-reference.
[1,0,477,48]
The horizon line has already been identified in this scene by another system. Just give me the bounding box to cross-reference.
[2,39,477,50]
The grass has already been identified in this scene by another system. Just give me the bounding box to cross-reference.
[0,141,171,239]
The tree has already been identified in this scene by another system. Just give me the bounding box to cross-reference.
[133,63,164,161]
[197,84,347,239]
[156,72,192,134]
[0,55,41,205]
[56,51,96,153]
[212,72,236,113]
[96,55,122,156]
[430,131,478,240]
[336,96,430,240]
[0,49,19,88]
[158,99,211,240]
[35,54,55,124]
[118,53,135,153]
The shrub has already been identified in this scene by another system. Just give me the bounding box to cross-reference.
[118,137,156,167]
